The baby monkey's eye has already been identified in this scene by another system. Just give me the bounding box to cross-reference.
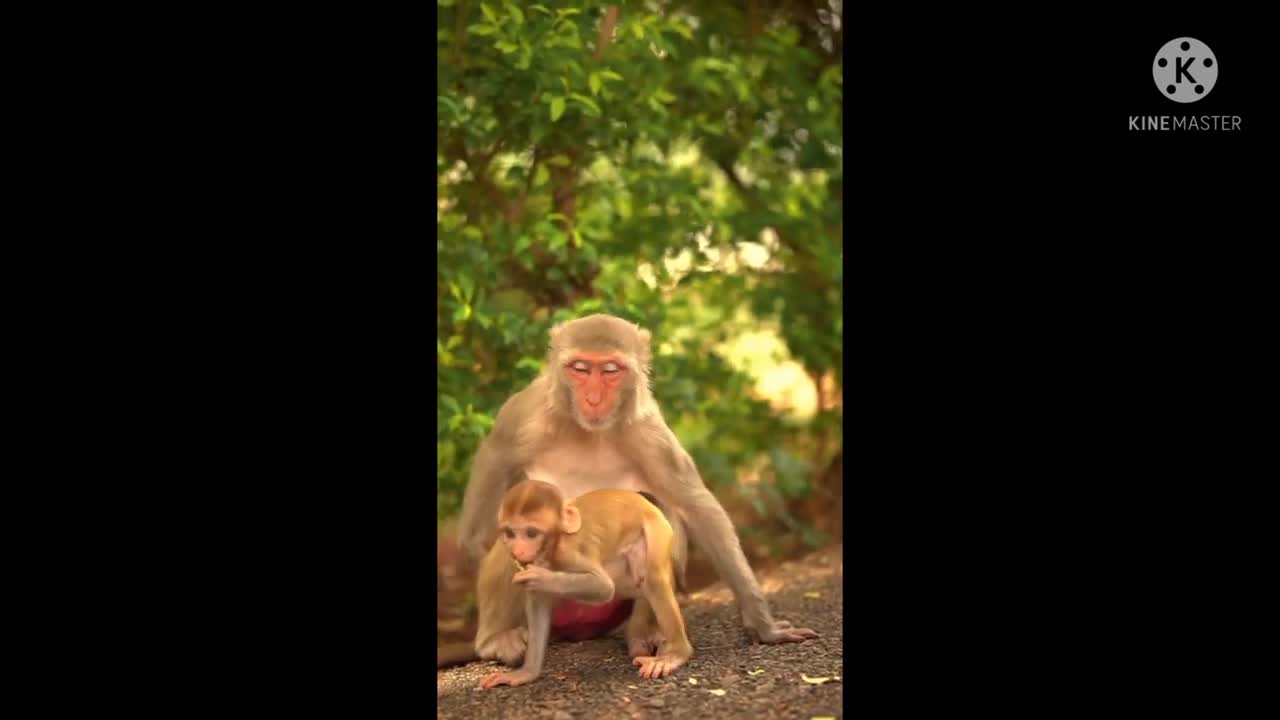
[503,528,515,539]
[525,529,540,539]
[602,362,621,374]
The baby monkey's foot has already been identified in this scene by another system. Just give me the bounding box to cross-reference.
[626,629,664,659]
[632,653,689,679]
[480,668,538,688]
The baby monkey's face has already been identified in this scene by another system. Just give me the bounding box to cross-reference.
[500,508,556,566]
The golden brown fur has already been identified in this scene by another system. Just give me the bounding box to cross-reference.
[477,481,691,687]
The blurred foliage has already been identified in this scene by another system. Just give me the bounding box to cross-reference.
[438,0,842,551]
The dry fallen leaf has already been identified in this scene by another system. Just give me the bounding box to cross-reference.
[804,591,822,599]
[810,716,837,720]
[621,696,630,704]
[801,673,834,685]
[747,669,766,676]
[708,689,727,697]
[688,678,698,685]
[627,685,638,689]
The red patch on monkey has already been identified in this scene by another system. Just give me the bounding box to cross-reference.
[565,353,628,421]
[550,598,634,641]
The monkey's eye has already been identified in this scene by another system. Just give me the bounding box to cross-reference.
[602,362,621,374]
[525,529,540,539]
[569,362,589,374]
[503,528,515,539]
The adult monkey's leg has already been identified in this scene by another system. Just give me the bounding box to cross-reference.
[648,440,819,644]
[473,540,528,666]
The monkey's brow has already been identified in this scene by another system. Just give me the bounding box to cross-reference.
[567,357,626,366]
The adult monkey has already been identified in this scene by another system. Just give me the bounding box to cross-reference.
[451,314,817,668]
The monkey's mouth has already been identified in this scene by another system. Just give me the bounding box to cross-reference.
[513,557,526,572]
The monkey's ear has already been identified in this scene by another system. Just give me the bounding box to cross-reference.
[635,327,652,367]
[561,502,582,534]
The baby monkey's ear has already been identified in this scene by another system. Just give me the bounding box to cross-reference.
[561,501,582,534]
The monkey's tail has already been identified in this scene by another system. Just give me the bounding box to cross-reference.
[437,640,479,669]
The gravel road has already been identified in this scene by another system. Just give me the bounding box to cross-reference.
[437,543,844,719]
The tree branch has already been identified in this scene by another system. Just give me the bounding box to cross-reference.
[593,6,621,61]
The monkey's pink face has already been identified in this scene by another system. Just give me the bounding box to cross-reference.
[501,511,555,563]
[565,353,627,425]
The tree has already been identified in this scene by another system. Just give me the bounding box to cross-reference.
[438,0,842,553]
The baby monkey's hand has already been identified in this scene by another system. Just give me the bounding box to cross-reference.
[512,564,555,592]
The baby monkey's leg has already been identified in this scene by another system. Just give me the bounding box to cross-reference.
[630,521,693,680]
[625,597,664,658]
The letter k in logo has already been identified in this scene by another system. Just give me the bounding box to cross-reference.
[1176,56,1197,84]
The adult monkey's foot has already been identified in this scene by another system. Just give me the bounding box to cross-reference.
[477,626,529,666]
[752,619,819,644]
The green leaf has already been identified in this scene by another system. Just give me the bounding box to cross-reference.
[528,4,552,14]
[589,73,602,96]
[467,24,498,36]
[545,155,572,168]
[437,95,461,117]
[597,70,623,82]
[494,39,519,54]
[653,88,676,104]
[569,93,601,117]
[480,2,497,24]
[452,303,472,324]
[630,22,644,39]
[503,2,523,25]
[549,96,566,122]
[556,7,581,16]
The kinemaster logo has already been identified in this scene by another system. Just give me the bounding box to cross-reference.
[1129,36,1241,132]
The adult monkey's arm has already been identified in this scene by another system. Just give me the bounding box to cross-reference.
[456,388,534,570]
[645,422,819,644]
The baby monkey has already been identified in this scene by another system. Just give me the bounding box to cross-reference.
[480,479,693,688]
